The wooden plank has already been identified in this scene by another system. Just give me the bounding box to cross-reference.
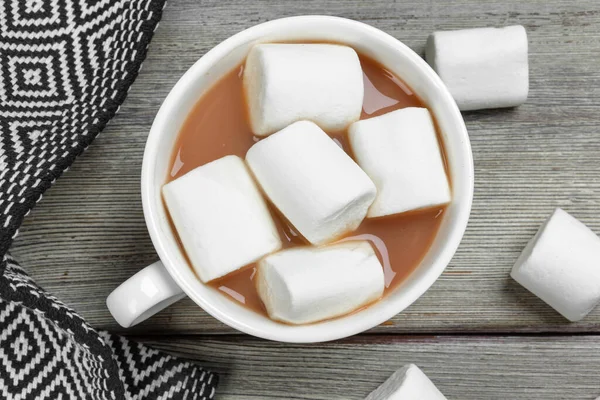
[10,0,600,334]
[143,334,600,399]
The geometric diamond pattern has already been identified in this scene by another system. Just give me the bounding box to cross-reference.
[102,332,218,400]
[0,0,168,255]
[11,58,56,101]
[6,0,67,33]
[0,301,106,400]
[0,255,218,400]
[1,309,56,388]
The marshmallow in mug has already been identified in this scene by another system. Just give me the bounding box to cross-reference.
[511,208,600,321]
[243,43,364,136]
[365,364,448,400]
[256,241,384,325]
[426,25,528,111]
[349,107,451,218]
[162,155,281,282]
[246,120,377,245]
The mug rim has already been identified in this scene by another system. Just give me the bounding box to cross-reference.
[141,15,474,342]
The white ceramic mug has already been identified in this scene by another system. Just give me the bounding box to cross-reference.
[106,16,474,343]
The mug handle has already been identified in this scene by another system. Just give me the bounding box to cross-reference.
[106,260,186,328]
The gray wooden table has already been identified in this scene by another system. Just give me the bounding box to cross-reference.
[11,1,600,399]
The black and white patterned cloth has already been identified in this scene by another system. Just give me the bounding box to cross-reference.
[0,1,218,399]
[1,256,217,399]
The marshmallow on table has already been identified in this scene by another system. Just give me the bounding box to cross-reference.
[348,107,451,218]
[246,120,376,245]
[511,208,600,321]
[256,241,384,325]
[243,43,364,136]
[425,25,528,111]
[365,364,447,400]
[162,155,281,283]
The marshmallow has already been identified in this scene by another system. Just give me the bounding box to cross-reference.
[425,25,528,111]
[365,364,447,400]
[256,241,384,324]
[162,155,281,282]
[348,108,451,218]
[246,121,377,245]
[243,43,364,136]
[511,208,600,321]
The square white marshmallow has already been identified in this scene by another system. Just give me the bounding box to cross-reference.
[244,43,364,136]
[348,107,451,218]
[426,25,528,111]
[162,155,281,282]
[246,120,376,245]
[256,241,384,325]
[365,364,447,400]
[511,208,600,321]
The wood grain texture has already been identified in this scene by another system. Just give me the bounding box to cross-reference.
[144,335,600,399]
[10,0,600,334]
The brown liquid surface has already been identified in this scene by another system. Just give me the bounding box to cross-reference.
[167,54,448,317]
